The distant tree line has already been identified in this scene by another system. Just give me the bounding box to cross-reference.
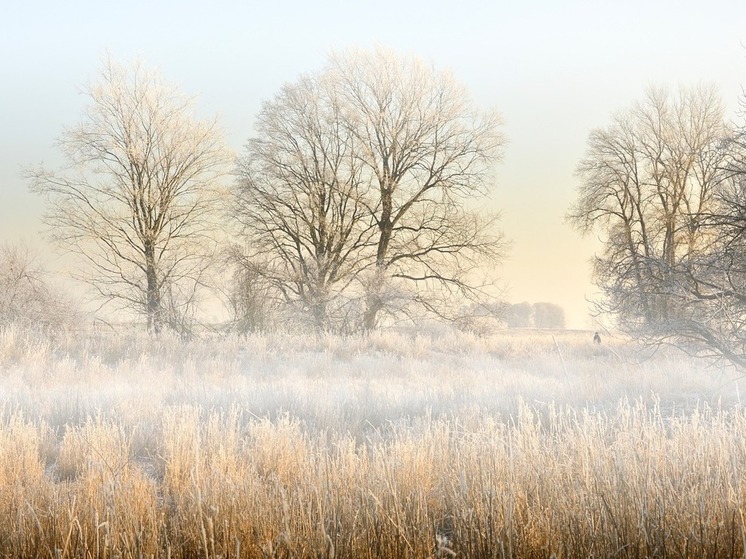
[502,302,566,329]
[27,49,506,335]
[570,85,746,366]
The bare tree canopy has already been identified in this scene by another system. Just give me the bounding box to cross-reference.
[655,117,746,367]
[29,59,231,334]
[330,48,505,329]
[232,73,375,333]
[567,85,746,365]
[232,47,505,333]
[569,86,727,326]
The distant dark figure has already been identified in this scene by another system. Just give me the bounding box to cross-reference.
[593,331,601,345]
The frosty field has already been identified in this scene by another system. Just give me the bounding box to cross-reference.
[1,327,745,558]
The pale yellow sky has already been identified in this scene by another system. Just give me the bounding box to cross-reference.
[2,0,746,328]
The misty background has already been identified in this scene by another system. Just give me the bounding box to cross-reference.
[3,0,746,328]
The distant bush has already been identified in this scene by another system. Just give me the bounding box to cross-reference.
[533,301,566,329]
[504,301,566,329]
[0,243,80,331]
[504,301,533,328]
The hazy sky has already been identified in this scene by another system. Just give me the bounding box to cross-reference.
[2,0,745,328]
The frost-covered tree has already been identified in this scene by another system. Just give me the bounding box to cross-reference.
[569,86,728,333]
[29,59,231,334]
[233,48,505,332]
[233,73,375,333]
[565,86,746,366]
[330,48,505,329]
[648,117,746,367]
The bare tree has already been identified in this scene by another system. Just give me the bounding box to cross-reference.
[232,73,376,333]
[569,86,728,335]
[647,122,746,367]
[232,48,505,332]
[328,47,505,329]
[0,243,79,331]
[568,86,746,368]
[29,59,231,334]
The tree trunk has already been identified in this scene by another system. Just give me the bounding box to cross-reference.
[363,186,394,331]
[362,265,387,331]
[144,242,162,335]
[311,296,328,334]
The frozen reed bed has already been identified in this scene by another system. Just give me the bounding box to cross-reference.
[0,326,744,557]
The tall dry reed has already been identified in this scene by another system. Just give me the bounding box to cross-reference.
[0,402,744,557]
[0,326,744,557]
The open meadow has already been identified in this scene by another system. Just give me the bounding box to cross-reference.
[1,326,745,558]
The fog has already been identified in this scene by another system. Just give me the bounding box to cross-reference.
[2,327,745,556]
[4,0,746,328]
[2,4,746,556]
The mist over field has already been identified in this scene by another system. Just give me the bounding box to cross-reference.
[4,1,746,557]
[0,327,745,557]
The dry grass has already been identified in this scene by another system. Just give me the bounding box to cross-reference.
[0,325,745,558]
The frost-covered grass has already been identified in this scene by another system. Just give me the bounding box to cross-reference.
[0,326,745,558]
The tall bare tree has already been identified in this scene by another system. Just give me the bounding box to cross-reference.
[232,48,505,332]
[331,48,505,329]
[233,73,376,333]
[569,86,728,334]
[647,116,746,367]
[29,59,230,334]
